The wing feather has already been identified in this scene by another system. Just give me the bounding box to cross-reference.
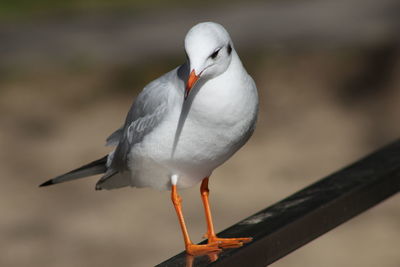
[109,66,186,172]
[105,127,123,146]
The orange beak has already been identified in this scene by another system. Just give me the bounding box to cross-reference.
[185,70,200,100]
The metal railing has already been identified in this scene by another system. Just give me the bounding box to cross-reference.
[157,139,400,266]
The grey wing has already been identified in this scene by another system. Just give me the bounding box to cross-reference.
[105,64,188,147]
[106,127,123,146]
[109,68,183,172]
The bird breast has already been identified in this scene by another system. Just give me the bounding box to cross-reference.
[130,66,258,182]
[169,73,258,173]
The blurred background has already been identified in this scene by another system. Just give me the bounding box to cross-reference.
[0,0,399,266]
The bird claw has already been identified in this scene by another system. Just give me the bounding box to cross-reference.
[209,237,253,248]
[186,243,221,256]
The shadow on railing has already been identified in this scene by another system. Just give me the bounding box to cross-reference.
[157,139,400,267]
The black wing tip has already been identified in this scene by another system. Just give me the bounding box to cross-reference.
[39,180,54,187]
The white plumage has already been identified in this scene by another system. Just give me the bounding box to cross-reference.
[41,21,258,192]
[100,22,258,190]
[40,21,259,256]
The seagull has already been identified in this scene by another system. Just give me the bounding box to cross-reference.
[40,22,259,256]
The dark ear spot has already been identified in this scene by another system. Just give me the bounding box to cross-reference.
[227,44,232,55]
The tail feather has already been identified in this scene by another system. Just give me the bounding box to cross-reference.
[39,155,108,187]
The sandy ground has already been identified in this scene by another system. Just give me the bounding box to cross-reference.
[0,48,399,267]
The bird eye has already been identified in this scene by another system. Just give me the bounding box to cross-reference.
[210,49,220,59]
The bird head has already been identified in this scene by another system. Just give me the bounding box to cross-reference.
[183,22,234,100]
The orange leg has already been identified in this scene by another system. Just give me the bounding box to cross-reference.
[200,177,253,248]
[171,184,221,255]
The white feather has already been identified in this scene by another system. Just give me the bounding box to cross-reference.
[100,22,258,191]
